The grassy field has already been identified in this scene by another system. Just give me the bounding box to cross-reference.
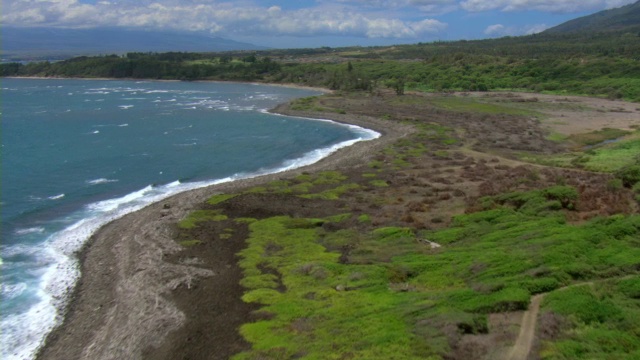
[523,131,640,173]
[190,184,640,360]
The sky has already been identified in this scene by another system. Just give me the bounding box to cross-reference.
[2,0,637,48]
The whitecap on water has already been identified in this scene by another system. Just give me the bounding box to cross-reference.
[86,185,154,212]
[86,178,118,185]
[84,91,110,95]
[47,194,65,200]
[14,227,45,236]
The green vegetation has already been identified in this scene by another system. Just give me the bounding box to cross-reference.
[178,209,228,229]
[3,29,640,101]
[523,131,640,174]
[300,183,361,200]
[567,128,631,147]
[289,96,325,112]
[179,239,203,247]
[208,193,238,205]
[178,184,639,359]
[541,278,640,359]
[369,180,389,187]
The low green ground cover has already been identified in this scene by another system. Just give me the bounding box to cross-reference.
[540,277,640,359]
[177,209,228,229]
[567,128,631,147]
[522,131,640,176]
[227,187,640,359]
[578,138,640,172]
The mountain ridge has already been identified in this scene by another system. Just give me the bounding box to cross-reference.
[2,27,267,61]
[544,0,640,34]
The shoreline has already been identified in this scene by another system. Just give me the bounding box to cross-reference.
[35,100,411,359]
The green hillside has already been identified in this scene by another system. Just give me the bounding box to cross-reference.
[544,0,640,34]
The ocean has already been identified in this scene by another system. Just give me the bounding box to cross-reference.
[0,78,379,359]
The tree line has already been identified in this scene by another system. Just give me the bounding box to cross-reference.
[2,31,639,101]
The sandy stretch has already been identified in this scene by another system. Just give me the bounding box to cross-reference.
[35,104,411,360]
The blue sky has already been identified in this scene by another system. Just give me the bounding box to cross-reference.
[2,0,637,48]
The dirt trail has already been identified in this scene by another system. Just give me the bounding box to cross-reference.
[507,294,544,360]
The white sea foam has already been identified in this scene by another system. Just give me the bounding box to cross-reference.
[0,282,27,300]
[118,105,134,110]
[48,194,65,200]
[86,178,119,185]
[0,287,57,360]
[86,185,154,212]
[166,180,181,188]
[0,243,41,258]
[1,180,208,359]
[118,123,129,127]
[15,227,45,236]
[84,91,110,95]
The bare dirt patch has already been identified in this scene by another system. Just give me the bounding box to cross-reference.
[474,92,640,135]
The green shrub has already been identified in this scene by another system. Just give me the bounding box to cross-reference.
[179,239,203,247]
[544,286,623,325]
[615,165,640,188]
[207,193,238,205]
[523,277,560,294]
[617,277,640,299]
[544,186,578,208]
[178,210,228,229]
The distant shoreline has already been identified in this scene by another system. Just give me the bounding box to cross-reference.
[4,75,334,94]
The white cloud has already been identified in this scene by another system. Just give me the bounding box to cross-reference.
[484,24,505,35]
[461,0,637,13]
[1,0,448,39]
[524,24,549,34]
[325,0,458,14]
[483,23,549,37]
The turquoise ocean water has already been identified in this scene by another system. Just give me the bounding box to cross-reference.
[0,78,378,359]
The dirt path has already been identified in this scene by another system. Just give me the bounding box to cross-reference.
[507,294,544,360]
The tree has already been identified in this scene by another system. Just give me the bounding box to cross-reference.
[243,54,257,63]
[386,78,405,95]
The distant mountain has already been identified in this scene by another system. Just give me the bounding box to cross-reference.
[2,27,268,61]
[544,0,640,34]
